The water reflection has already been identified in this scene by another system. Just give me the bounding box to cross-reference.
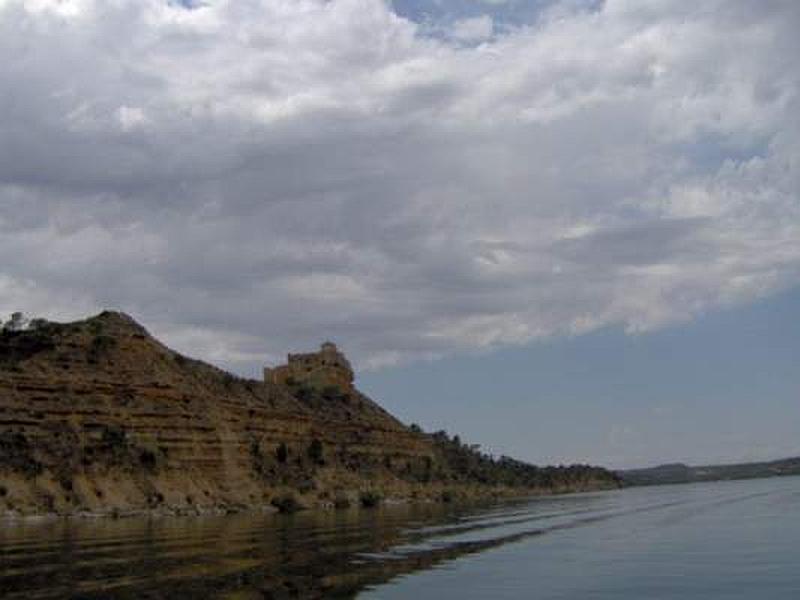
[0,499,528,598]
[0,488,685,599]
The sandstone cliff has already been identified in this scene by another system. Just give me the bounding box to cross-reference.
[0,312,618,517]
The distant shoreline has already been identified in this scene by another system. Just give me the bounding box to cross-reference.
[618,457,800,487]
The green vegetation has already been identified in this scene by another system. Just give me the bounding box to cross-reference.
[139,449,158,471]
[307,438,324,465]
[292,384,315,402]
[1,312,28,332]
[0,323,57,366]
[426,430,619,490]
[276,442,289,464]
[88,334,117,363]
[333,492,351,509]
[321,385,347,402]
[359,490,382,508]
[0,431,44,477]
[271,492,304,513]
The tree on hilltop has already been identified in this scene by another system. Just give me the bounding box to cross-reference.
[2,312,28,332]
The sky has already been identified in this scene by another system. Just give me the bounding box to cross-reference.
[1,0,798,468]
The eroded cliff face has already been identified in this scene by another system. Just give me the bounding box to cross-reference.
[0,312,618,517]
[0,313,441,516]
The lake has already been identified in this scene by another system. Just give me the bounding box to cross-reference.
[1,476,798,598]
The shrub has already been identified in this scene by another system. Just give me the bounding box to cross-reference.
[307,438,324,465]
[359,490,382,508]
[0,432,44,477]
[88,334,117,363]
[321,385,345,402]
[333,493,351,509]
[271,493,304,513]
[276,442,289,464]
[297,479,316,493]
[293,385,314,402]
[2,312,28,332]
[139,449,158,471]
[222,372,237,389]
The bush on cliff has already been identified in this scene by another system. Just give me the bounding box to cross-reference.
[271,492,304,513]
[359,490,382,508]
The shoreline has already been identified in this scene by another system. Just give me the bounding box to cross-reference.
[0,482,620,523]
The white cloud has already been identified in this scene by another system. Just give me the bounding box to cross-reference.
[116,106,148,131]
[0,0,798,373]
[450,15,493,42]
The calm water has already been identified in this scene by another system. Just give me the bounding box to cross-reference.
[1,476,798,598]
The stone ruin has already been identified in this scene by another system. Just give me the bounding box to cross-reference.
[264,341,354,392]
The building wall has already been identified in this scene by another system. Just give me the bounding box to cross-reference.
[265,343,354,391]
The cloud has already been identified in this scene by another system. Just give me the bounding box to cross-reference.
[0,0,798,374]
[450,15,493,42]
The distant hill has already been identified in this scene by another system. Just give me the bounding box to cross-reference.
[619,457,800,487]
[0,311,619,517]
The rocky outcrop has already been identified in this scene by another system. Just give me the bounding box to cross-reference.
[0,312,619,517]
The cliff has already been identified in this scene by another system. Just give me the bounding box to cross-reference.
[0,312,619,517]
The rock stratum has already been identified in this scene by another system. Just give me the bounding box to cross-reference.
[0,312,618,517]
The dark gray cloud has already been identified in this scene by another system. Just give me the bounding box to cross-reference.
[0,0,798,374]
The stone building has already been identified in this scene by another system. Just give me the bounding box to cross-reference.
[264,341,354,391]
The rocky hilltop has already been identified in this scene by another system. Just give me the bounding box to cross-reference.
[0,312,618,517]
